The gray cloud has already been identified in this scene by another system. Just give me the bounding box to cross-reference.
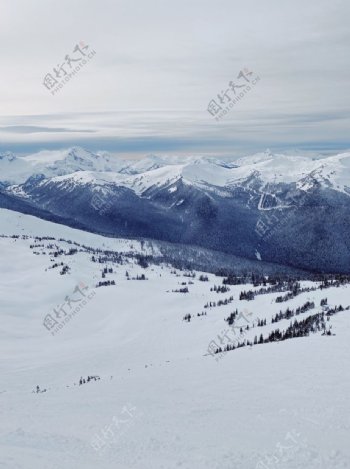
[0,0,349,157]
[0,126,95,133]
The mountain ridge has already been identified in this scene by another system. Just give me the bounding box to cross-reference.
[1,147,350,273]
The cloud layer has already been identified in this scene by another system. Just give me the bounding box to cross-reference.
[0,0,349,157]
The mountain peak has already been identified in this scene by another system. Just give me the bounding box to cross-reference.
[0,151,17,162]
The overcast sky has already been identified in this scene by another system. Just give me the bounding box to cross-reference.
[0,0,349,158]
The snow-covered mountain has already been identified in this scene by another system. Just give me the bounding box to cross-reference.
[0,151,34,185]
[1,147,350,273]
[3,147,350,194]
[0,147,236,184]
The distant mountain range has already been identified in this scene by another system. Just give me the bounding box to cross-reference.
[1,147,350,273]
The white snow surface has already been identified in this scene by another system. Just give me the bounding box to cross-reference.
[0,209,350,468]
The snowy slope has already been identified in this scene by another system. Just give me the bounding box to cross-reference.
[0,209,350,469]
[0,208,158,255]
[235,150,350,193]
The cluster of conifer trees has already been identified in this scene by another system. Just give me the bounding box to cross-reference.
[215,304,349,356]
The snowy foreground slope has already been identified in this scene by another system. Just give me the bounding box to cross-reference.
[0,209,350,469]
